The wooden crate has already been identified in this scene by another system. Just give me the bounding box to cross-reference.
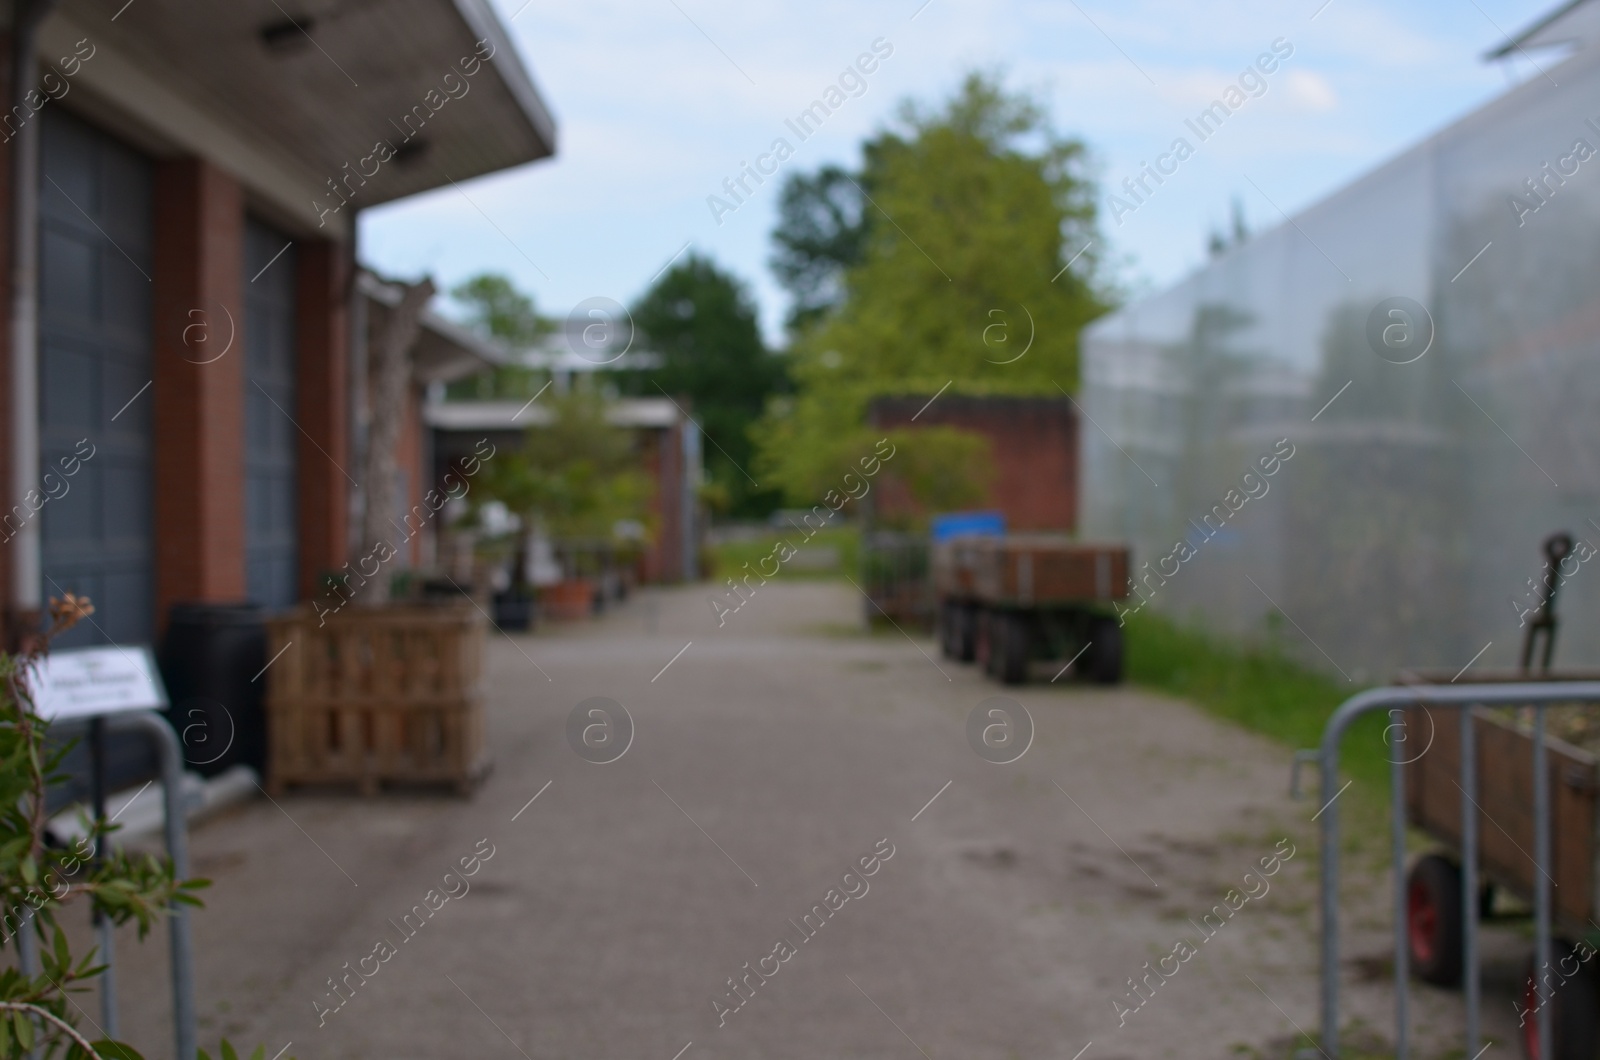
[264,604,490,795]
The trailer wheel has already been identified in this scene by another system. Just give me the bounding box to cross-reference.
[938,603,958,659]
[955,605,978,662]
[1407,854,1463,986]
[1084,616,1124,684]
[1519,940,1600,1060]
[998,612,1030,685]
[976,609,995,675]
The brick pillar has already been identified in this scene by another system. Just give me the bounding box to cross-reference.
[658,422,684,582]
[294,239,349,600]
[151,158,246,625]
[401,380,424,567]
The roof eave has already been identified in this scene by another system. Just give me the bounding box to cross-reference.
[451,0,558,158]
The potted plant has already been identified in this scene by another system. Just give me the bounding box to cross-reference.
[473,390,652,622]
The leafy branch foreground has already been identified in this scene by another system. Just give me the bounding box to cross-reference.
[0,595,265,1059]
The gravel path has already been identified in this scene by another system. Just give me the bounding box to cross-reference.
[95,581,1530,1058]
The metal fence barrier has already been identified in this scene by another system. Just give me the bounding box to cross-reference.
[17,711,196,1059]
[1316,680,1600,1059]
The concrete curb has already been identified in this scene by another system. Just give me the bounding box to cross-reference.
[47,764,261,849]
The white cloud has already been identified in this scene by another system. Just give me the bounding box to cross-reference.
[1285,69,1339,111]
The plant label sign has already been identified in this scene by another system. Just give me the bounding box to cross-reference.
[31,646,168,721]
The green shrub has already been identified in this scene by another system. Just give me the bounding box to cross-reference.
[1123,609,1389,796]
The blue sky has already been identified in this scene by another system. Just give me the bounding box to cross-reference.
[360,0,1564,345]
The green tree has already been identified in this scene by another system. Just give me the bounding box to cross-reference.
[626,253,786,518]
[757,72,1113,512]
[446,273,553,400]
[474,390,651,546]
[769,164,870,331]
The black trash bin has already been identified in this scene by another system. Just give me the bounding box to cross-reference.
[493,587,536,631]
[158,602,268,778]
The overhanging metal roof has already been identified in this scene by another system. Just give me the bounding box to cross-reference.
[425,398,684,431]
[48,0,555,219]
[1486,0,1600,59]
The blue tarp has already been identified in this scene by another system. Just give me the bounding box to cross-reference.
[930,511,1006,542]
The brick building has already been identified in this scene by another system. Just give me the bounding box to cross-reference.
[425,397,703,583]
[867,395,1080,531]
[0,0,556,645]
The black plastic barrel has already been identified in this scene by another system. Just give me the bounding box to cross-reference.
[158,602,268,778]
[493,587,535,631]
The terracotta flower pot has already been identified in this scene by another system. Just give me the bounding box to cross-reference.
[541,578,595,621]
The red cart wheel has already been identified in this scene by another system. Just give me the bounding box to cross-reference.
[1523,971,1543,1060]
[1519,940,1600,1060]
[1406,854,1463,986]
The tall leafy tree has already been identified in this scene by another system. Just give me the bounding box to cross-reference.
[769,164,871,331]
[756,72,1114,509]
[627,253,786,517]
[451,273,550,346]
[446,272,553,399]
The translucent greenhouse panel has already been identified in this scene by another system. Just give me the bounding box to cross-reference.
[1083,45,1600,680]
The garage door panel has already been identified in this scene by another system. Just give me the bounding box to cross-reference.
[40,460,98,547]
[244,219,298,610]
[99,151,151,251]
[102,257,151,341]
[41,116,94,208]
[40,228,95,322]
[39,109,153,648]
[42,341,97,430]
[100,459,151,549]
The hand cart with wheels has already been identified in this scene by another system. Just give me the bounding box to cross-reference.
[1397,533,1600,1059]
[933,533,1130,685]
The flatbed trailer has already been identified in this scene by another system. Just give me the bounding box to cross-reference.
[934,534,1131,684]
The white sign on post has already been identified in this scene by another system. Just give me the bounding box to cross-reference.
[30,646,168,721]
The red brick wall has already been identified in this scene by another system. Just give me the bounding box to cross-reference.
[293,239,349,598]
[636,428,664,583]
[632,423,688,583]
[868,395,1079,532]
[399,380,424,566]
[152,158,246,624]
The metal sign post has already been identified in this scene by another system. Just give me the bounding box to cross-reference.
[30,645,195,1059]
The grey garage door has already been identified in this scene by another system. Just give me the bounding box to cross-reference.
[38,108,154,647]
[244,220,298,608]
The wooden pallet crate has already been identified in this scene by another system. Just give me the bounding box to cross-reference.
[264,604,490,795]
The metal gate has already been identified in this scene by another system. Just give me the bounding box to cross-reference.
[1315,680,1600,1058]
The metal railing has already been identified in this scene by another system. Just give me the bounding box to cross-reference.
[17,711,196,1059]
[1315,680,1600,1058]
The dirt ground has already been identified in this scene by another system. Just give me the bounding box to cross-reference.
[85,581,1534,1059]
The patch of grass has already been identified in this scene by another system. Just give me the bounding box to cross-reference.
[1123,609,1390,798]
[707,527,859,582]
